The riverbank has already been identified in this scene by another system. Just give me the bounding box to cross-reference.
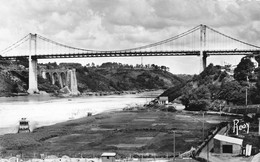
[3,89,162,97]
[81,89,161,96]
[0,107,234,158]
[0,90,163,135]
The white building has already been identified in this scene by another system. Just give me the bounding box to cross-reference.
[213,134,243,155]
[101,153,116,162]
[158,96,168,105]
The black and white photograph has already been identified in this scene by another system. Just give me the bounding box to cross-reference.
[0,0,260,161]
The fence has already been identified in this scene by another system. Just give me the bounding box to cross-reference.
[224,105,260,114]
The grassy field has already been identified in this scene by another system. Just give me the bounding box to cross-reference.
[0,110,236,158]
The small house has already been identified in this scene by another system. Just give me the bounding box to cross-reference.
[213,134,243,155]
[158,96,168,105]
[101,152,116,162]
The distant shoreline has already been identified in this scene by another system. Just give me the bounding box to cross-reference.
[55,89,164,97]
[0,89,164,98]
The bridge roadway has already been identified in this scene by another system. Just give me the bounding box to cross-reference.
[1,50,260,60]
[1,24,260,94]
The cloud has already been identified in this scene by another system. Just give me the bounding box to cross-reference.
[1,0,260,48]
[0,0,260,73]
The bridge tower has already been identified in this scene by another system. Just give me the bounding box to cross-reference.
[200,24,207,72]
[27,33,39,94]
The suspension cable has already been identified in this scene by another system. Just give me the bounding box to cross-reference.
[37,35,94,52]
[123,25,201,52]
[0,34,30,54]
[206,25,260,49]
[37,25,201,53]
[4,25,258,56]
[1,36,30,55]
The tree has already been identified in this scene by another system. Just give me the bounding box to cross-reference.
[234,57,255,81]
[199,63,220,79]
[161,66,167,71]
[11,82,19,93]
[250,66,260,104]
[208,83,220,100]
[250,86,260,104]
[187,100,210,111]
[15,57,29,68]
[218,80,246,105]
[180,85,211,111]
[195,86,211,100]
[255,55,260,65]
[255,67,260,90]
[46,62,58,69]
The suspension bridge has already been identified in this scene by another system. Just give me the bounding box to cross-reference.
[1,24,260,94]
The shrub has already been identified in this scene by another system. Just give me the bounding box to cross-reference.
[185,99,210,111]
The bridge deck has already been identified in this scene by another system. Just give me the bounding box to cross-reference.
[1,50,260,60]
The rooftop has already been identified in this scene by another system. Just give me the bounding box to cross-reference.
[214,134,243,145]
[101,153,116,157]
[159,96,168,101]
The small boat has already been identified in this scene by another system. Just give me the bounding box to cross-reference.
[18,118,30,133]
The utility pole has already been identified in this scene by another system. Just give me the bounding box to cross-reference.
[246,88,248,106]
[202,112,205,140]
[219,104,222,116]
[173,131,176,161]
[206,129,210,162]
[207,141,209,162]
[246,76,249,106]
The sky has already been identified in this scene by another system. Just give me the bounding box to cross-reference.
[0,0,260,74]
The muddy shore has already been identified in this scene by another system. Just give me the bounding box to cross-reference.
[0,108,234,158]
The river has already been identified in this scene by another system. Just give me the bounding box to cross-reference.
[0,90,163,135]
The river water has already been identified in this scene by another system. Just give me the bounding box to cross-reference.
[0,90,163,135]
